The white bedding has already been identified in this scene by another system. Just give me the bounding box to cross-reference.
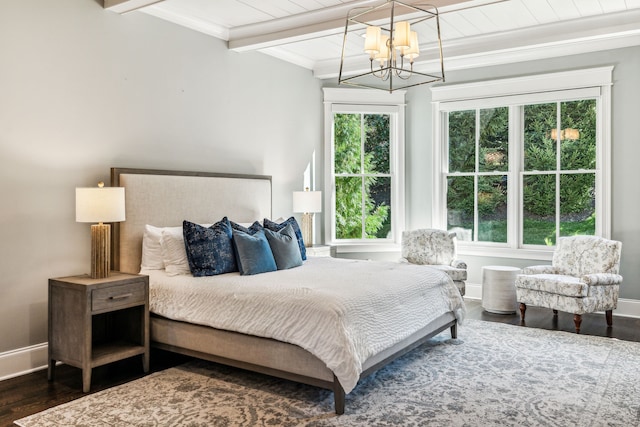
[143,257,465,393]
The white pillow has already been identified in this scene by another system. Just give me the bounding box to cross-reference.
[160,228,192,276]
[141,223,213,272]
[141,225,180,270]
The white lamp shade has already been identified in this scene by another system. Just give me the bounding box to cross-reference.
[364,25,381,54]
[292,191,322,213]
[375,34,390,64]
[76,187,126,223]
[394,21,411,49]
[403,31,420,59]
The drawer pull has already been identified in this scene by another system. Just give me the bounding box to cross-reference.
[109,293,133,300]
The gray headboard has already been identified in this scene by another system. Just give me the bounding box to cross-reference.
[111,168,272,274]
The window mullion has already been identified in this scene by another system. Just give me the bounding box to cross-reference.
[509,105,520,249]
[556,102,562,242]
[360,114,366,239]
[474,109,480,242]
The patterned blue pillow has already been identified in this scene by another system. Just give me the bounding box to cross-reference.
[263,217,306,261]
[264,224,303,270]
[232,229,277,275]
[183,217,237,276]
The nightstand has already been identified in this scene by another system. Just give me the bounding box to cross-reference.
[305,245,332,257]
[48,272,149,392]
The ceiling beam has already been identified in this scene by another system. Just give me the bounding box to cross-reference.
[103,0,165,14]
[228,0,504,52]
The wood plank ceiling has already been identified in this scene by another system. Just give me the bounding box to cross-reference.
[105,0,640,79]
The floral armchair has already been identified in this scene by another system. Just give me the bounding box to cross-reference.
[401,229,467,296]
[515,235,623,333]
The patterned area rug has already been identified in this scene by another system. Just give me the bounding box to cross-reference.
[15,319,640,426]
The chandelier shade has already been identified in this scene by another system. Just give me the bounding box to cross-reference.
[338,0,445,93]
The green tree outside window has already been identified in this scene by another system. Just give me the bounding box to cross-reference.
[334,113,391,240]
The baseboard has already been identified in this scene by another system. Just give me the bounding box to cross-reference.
[465,282,483,301]
[464,282,640,319]
[0,343,48,382]
[615,298,640,319]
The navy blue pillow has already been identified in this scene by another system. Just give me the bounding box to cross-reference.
[232,229,277,275]
[263,217,306,261]
[264,224,303,270]
[183,217,237,276]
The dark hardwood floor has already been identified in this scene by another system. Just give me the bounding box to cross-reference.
[2,299,639,426]
[465,299,640,341]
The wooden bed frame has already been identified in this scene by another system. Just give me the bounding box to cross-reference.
[110,167,458,414]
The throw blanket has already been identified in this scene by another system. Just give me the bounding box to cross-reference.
[143,257,465,393]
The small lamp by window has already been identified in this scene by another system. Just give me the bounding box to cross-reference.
[76,182,125,279]
[292,189,322,247]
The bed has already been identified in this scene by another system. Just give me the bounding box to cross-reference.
[110,167,465,414]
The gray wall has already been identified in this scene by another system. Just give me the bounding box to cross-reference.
[0,0,323,353]
[405,46,640,300]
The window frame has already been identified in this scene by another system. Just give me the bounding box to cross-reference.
[431,67,613,260]
[323,88,406,253]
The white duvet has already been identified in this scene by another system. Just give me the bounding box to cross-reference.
[143,257,465,393]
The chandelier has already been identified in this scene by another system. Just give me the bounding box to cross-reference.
[338,1,445,93]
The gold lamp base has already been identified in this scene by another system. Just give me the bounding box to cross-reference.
[90,223,111,279]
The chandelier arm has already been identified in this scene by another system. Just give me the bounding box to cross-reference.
[370,60,389,79]
[391,54,412,80]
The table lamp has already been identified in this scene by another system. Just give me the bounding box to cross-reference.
[76,182,125,279]
[293,188,322,247]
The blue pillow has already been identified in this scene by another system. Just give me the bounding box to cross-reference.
[230,220,263,235]
[263,217,306,261]
[232,229,277,275]
[229,221,262,265]
[264,224,303,270]
[183,217,237,276]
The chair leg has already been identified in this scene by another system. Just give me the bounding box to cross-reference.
[573,314,582,334]
[519,303,526,324]
[605,310,613,327]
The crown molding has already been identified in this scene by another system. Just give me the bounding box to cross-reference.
[141,4,229,40]
[260,46,318,71]
[103,0,164,14]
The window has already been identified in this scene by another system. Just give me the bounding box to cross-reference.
[432,67,612,258]
[522,100,597,245]
[323,88,405,251]
[447,107,510,244]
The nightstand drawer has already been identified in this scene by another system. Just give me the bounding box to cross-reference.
[92,282,146,312]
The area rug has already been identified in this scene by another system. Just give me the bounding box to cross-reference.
[15,320,640,426]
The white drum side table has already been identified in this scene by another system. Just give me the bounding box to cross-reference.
[482,266,521,314]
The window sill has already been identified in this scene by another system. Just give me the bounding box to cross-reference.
[457,245,553,261]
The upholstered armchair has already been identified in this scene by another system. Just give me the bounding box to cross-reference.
[401,229,467,296]
[515,235,623,333]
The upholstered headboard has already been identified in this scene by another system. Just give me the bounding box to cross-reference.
[111,168,272,274]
